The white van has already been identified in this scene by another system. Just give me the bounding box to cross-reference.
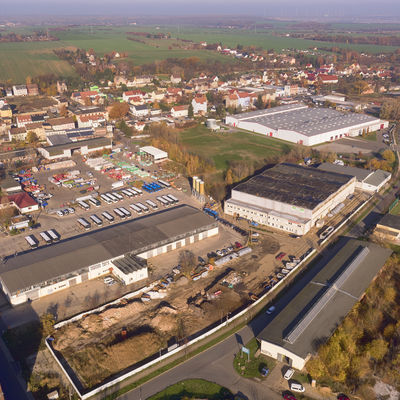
[290,382,305,393]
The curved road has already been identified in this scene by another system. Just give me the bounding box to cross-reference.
[117,312,282,400]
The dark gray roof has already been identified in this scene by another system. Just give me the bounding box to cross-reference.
[0,205,217,294]
[257,240,391,360]
[317,163,372,181]
[233,163,354,210]
[378,214,400,231]
[112,254,147,275]
[43,137,111,156]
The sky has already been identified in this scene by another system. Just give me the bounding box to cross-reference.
[1,0,400,17]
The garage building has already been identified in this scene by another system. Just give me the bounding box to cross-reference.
[0,205,218,305]
[224,163,356,235]
[257,240,391,370]
[225,103,388,146]
[139,146,168,163]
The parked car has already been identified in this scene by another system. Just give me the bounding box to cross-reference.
[275,252,286,260]
[234,241,242,248]
[284,368,295,380]
[290,382,305,393]
[266,306,276,314]
[337,395,350,400]
[252,232,259,237]
[56,210,64,217]
[283,394,297,400]
[67,207,75,214]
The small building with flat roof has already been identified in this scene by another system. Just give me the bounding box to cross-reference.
[374,213,400,243]
[224,163,356,235]
[0,205,218,305]
[139,145,168,163]
[317,163,391,193]
[38,137,112,160]
[257,240,392,370]
[225,103,388,146]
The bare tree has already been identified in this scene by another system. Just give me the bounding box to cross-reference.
[179,250,196,278]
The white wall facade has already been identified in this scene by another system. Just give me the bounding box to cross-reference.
[225,179,355,235]
[225,115,389,146]
[260,340,307,370]
[2,225,219,305]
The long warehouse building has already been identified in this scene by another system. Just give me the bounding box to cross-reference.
[257,240,391,370]
[0,205,218,305]
[224,163,356,235]
[225,103,388,146]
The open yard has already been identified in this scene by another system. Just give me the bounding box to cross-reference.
[179,125,293,171]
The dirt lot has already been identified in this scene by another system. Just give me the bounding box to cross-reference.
[51,229,309,390]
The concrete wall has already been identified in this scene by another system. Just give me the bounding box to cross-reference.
[111,264,148,285]
[260,340,306,370]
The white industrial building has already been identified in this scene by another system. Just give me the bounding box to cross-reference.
[225,103,388,146]
[224,163,356,235]
[317,163,391,193]
[0,205,218,305]
[257,240,391,370]
[139,146,168,163]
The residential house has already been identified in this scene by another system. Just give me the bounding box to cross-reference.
[12,85,28,96]
[123,90,144,102]
[0,101,12,119]
[130,104,149,117]
[8,127,27,141]
[8,192,39,214]
[77,114,107,128]
[171,105,189,118]
[26,84,39,96]
[318,74,339,85]
[25,123,46,141]
[133,121,146,132]
[47,117,76,131]
[16,115,33,128]
[170,74,182,84]
[57,81,68,94]
[191,96,207,115]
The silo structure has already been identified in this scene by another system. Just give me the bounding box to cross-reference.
[199,180,205,195]
[192,176,198,192]
[195,177,200,193]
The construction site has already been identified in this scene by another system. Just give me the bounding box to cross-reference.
[49,229,310,390]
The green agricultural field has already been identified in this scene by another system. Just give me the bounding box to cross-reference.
[0,41,76,83]
[179,124,292,171]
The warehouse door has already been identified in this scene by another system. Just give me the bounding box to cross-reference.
[81,273,89,282]
[69,278,77,286]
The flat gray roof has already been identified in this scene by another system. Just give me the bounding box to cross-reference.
[317,163,372,181]
[318,163,390,187]
[233,104,381,137]
[0,205,217,294]
[257,240,391,359]
[233,163,354,211]
[378,214,400,231]
[43,137,111,156]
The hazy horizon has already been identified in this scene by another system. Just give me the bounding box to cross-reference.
[1,0,400,18]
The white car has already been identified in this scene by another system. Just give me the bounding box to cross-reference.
[56,210,65,217]
[284,368,294,380]
[290,382,305,393]
[67,207,75,214]
[266,306,276,314]
[252,232,260,237]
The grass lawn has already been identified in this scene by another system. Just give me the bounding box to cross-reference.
[362,132,377,141]
[179,124,292,171]
[389,199,400,215]
[148,379,233,400]
[233,338,276,379]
